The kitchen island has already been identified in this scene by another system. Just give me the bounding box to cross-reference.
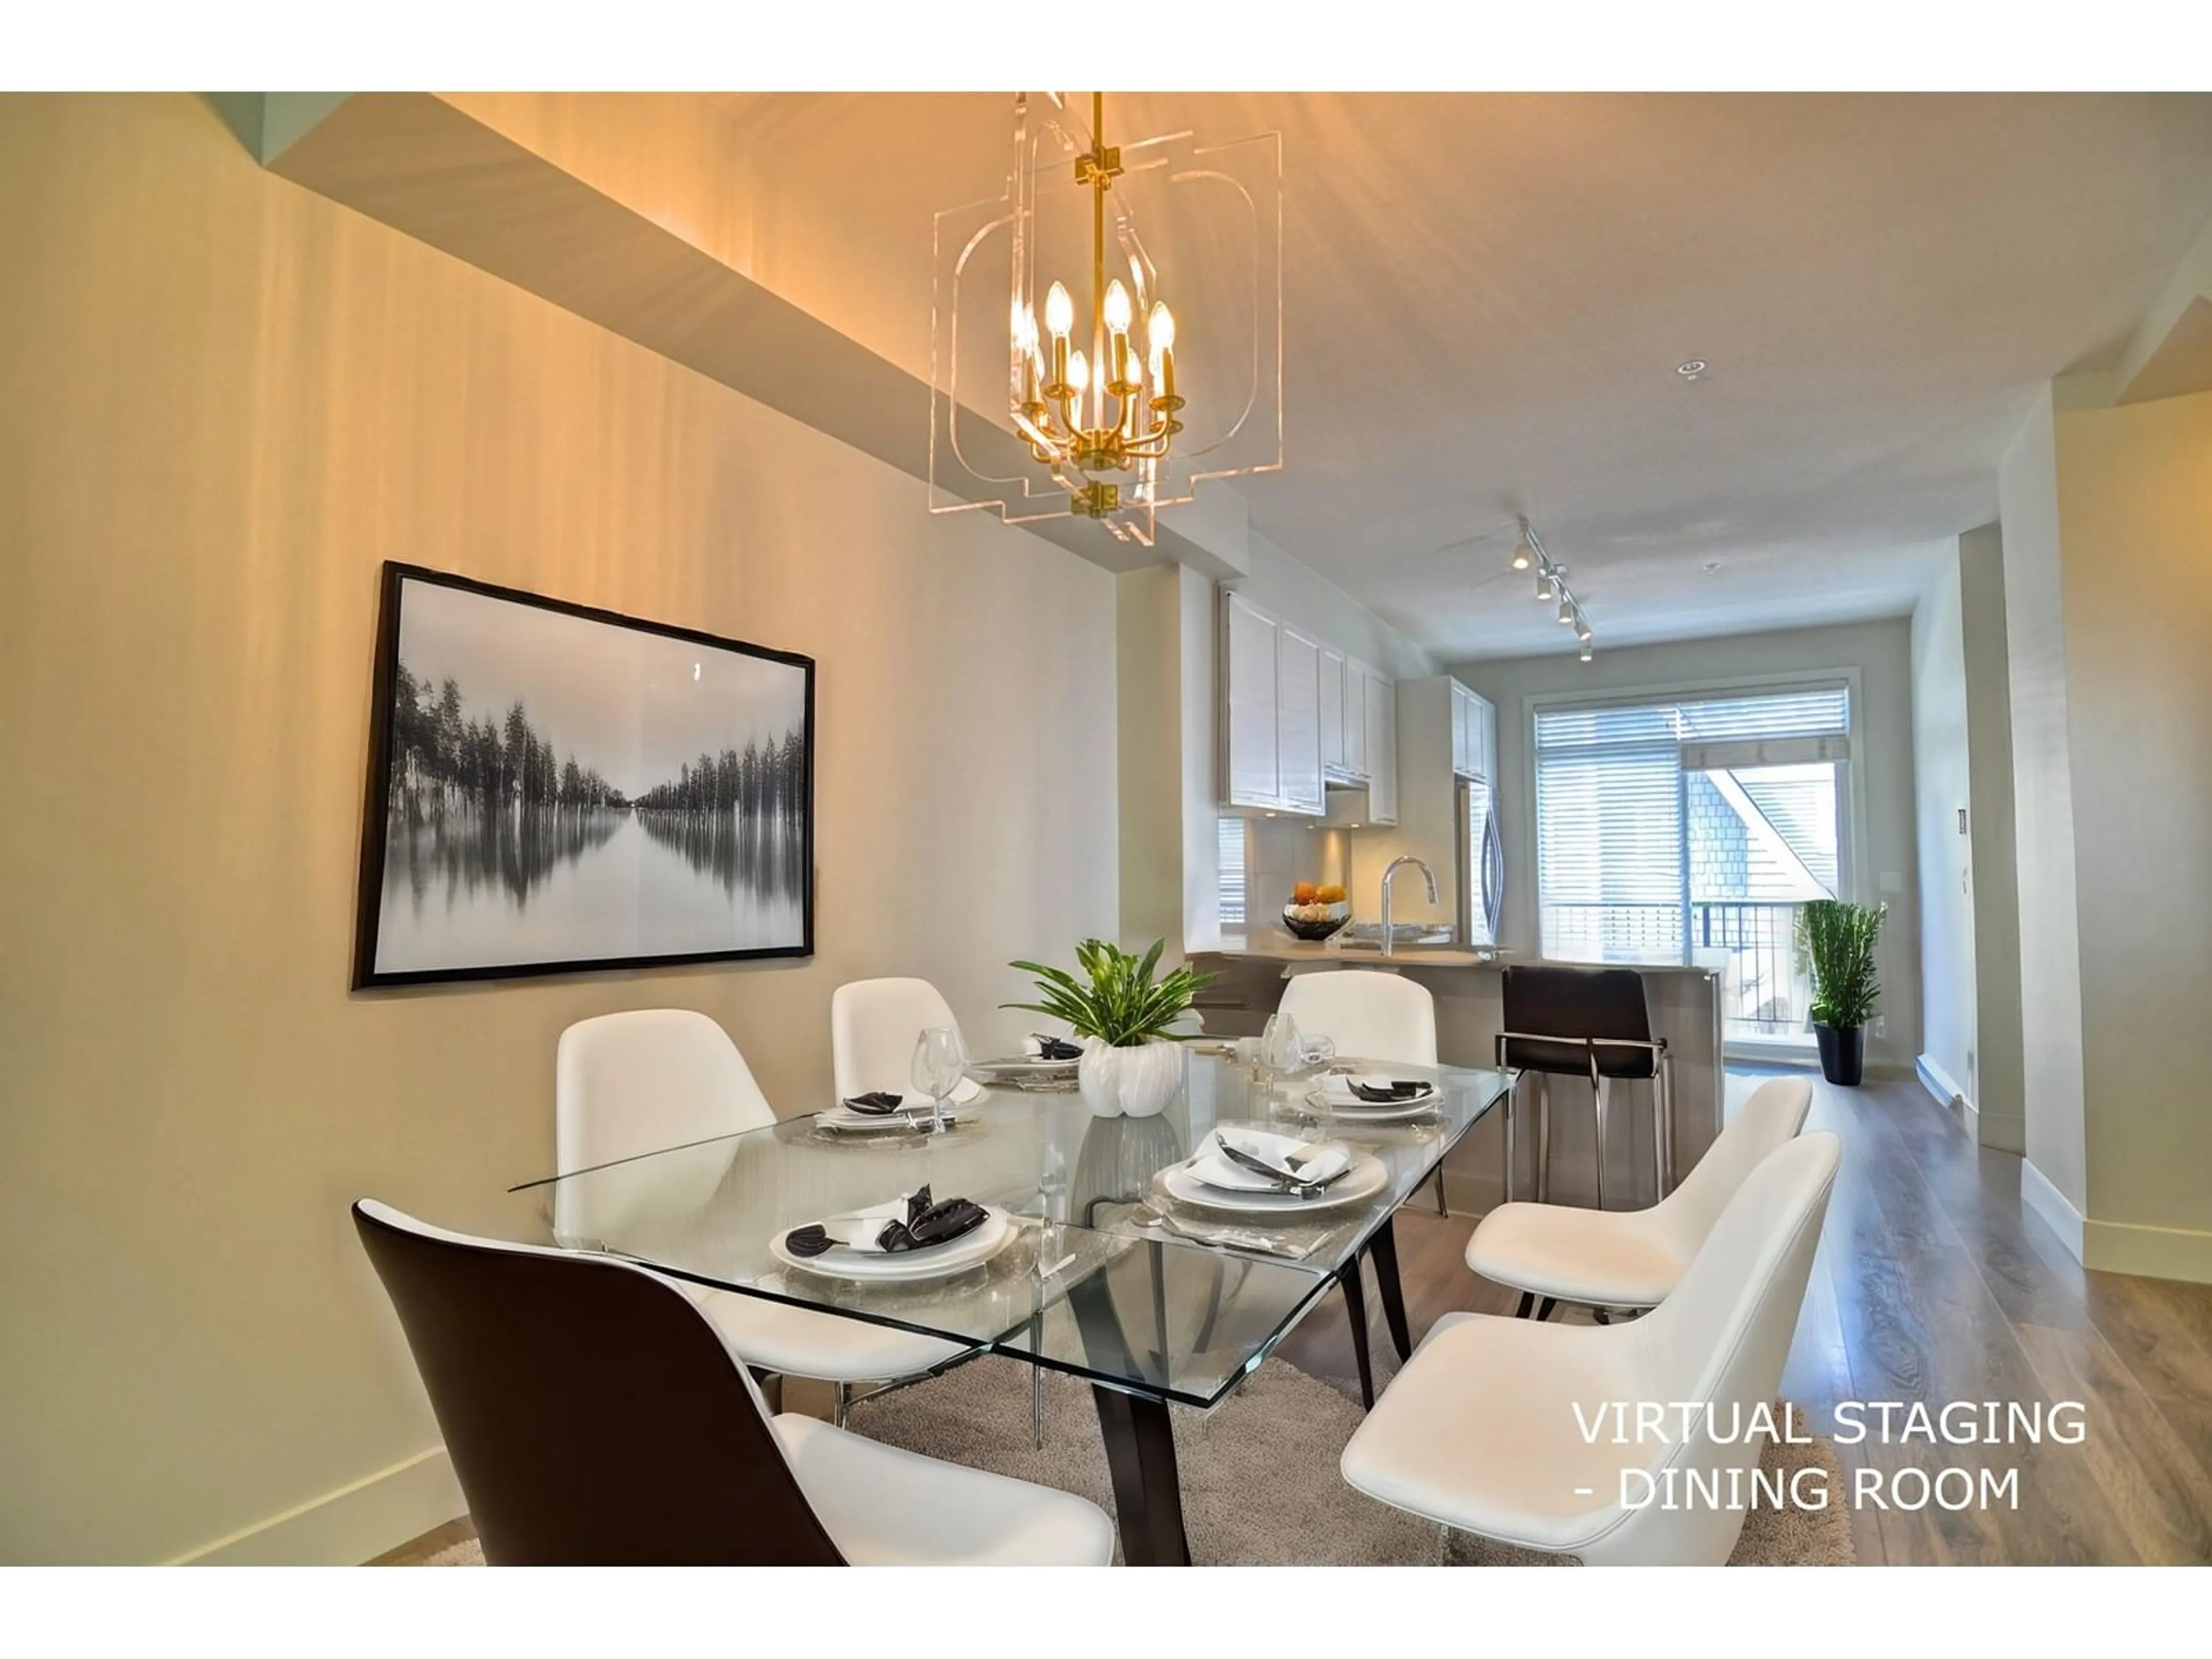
[1191,940,1724,1214]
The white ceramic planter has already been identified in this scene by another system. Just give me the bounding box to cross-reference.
[1078,1037,1185,1120]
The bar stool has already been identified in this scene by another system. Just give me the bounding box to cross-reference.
[1497,965,1672,1214]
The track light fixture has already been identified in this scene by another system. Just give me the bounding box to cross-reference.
[1512,516,1597,660]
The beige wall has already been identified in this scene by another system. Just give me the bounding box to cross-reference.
[2054,385,2212,1262]
[1448,618,1924,1073]
[1997,385,2090,1210]
[0,94,1118,1563]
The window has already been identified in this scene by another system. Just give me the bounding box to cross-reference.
[1218,817,1249,928]
[1534,684,1850,1043]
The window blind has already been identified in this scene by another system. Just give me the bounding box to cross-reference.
[1534,684,1849,965]
[1218,818,1248,927]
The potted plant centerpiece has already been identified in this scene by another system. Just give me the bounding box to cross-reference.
[1799,899,1887,1086]
[1006,939,1213,1119]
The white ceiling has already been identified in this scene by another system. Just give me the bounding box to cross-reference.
[461,92,2212,659]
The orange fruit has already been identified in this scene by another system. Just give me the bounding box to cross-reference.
[1292,881,1319,905]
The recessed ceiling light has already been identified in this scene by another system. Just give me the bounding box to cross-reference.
[1677,359,1708,379]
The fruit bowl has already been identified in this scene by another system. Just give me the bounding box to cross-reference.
[1281,900,1351,941]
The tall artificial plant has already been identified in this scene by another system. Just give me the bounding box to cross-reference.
[1005,939,1214,1048]
[1798,899,1887,1030]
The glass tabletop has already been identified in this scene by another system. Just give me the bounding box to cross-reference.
[505,1051,1510,1409]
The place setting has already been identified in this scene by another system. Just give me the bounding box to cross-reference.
[1151,1123,1389,1221]
[1300,1068,1444,1124]
[770,1184,1016,1283]
[967,1032,1085,1092]
[812,1026,988,1138]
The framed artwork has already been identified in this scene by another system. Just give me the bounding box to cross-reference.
[352,563,815,988]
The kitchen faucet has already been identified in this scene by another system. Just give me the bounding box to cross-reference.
[1379,856,1439,957]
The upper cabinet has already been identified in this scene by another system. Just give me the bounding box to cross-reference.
[1222,592,1283,809]
[1339,658,1368,782]
[1364,665,1399,825]
[1219,589,1391,817]
[1318,646,1346,776]
[1277,626,1325,815]
[1450,680,1496,783]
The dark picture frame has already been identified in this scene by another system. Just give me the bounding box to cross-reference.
[351,563,816,988]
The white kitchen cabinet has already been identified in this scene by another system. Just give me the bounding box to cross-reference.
[1450,680,1496,782]
[1319,647,1346,775]
[1364,666,1399,825]
[1470,691,1497,784]
[1277,626,1325,814]
[1342,661,1369,780]
[1222,591,1282,809]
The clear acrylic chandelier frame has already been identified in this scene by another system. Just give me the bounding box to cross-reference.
[929,92,1283,547]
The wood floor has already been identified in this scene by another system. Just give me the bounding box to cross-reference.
[1281,1067,2212,1565]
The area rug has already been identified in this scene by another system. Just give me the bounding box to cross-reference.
[418,1355,1851,1566]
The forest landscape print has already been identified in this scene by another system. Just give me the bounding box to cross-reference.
[354,566,813,986]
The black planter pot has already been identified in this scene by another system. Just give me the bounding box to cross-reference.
[1815,1023,1865,1086]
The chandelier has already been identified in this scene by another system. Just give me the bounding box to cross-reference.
[1010,93,1183,520]
[929,92,1281,547]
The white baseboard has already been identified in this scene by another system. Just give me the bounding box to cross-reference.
[2084,1217,2212,1285]
[1915,1054,1969,1115]
[169,1444,463,1566]
[2020,1160,2086,1263]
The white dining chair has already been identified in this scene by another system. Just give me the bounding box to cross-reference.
[555,1009,967,1425]
[1279,969,1446,1218]
[830,977,985,1107]
[1278,969,1440,1067]
[1340,1130,1841,1565]
[1467,1074,1814,1322]
[354,1200,1115,1566]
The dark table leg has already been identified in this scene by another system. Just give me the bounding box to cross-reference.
[1091,1385,1191,1566]
[1339,1256,1376,1409]
[1367,1216,1415,1363]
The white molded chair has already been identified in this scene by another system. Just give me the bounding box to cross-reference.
[1278,969,1440,1066]
[555,1009,966,1422]
[1281,969,1445,1219]
[1341,1131,1840,1565]
[354,1200,1114,1566]
[1467,1075,1815,1320]
[830,977,984,1107]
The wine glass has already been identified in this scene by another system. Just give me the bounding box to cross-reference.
[1256,1010,1302,1115]
[911,1026,968,1135]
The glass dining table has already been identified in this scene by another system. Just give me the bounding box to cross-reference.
[504,1049,1512,1565]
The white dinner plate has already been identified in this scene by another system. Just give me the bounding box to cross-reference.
[815,1105,966,1135]
[1160,1153,1389,1216]
[1301,1088,1440,1124]
[970,1056,1081,1080]
[770,1206,1014,1282]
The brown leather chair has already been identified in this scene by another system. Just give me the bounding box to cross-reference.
[353,1200,1115,1565]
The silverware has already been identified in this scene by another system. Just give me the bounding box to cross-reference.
[1214,1139,1355,1198]
[1134,1205,1319,1260]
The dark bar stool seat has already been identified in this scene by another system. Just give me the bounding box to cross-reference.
[1497,965,1673,1216]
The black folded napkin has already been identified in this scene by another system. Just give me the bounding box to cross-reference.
[841,1091,907,1115]
[1349,1079,1431,1103]
[784,1185,990,1258]
[1032,1035,1083,1061]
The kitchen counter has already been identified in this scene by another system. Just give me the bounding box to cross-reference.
[1211,934,1719,974]
[1192,941,1725,1214]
